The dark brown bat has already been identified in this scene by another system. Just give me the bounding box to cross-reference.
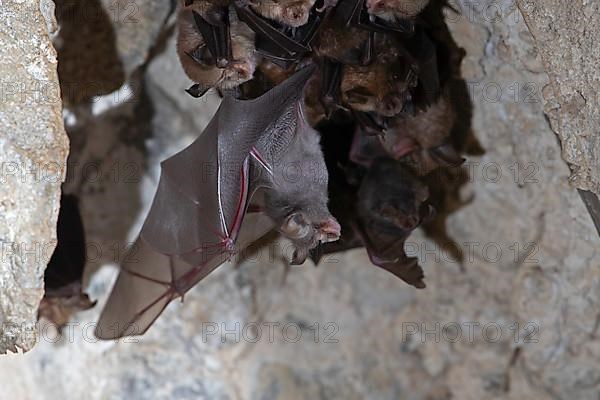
[335,0,415,34]
[365,0,429,21]
[380,89,464,175]
[314,17,373,65]
[340,37,418,118]
[40,194,96,330]
[177,6,258,97]
[95,65,339,339]
[355,157,432,288]
[310,119,429,288]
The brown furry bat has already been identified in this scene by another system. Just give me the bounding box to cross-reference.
[340,44,418,117]
[380,89,464,175]
[366,0,430,21]
[177,7,258,93]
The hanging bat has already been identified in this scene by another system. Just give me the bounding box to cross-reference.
[182,0,234,68]
[314,17,374,65]
[177,6,258,97]
[39,194,96,330]
[234,0,332,68]
[340,39,418,118]
[95,65,339,339]
[380,89,464,175]
[243,0,318,28]
[355,157,432,288]
[310,119,428,288]
[334,0,415,34]
[366,0,430,22]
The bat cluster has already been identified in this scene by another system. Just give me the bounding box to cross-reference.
[176,0,464,286]
[95,0,467,337]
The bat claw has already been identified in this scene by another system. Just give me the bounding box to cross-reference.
[186,84,210,98]
[291,248,309,265]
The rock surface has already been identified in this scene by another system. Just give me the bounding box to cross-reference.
[0,0,68,353]
[516,0,600,194]
[1,1,600,399]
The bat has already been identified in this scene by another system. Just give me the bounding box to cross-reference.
[234,0,332,68]
[380,89,464,175]
[177,6,258,97]
[182,0,234,68]
[355,157,432,288]
[334,0,415,34]
[243,0,318,28]
[39,194,96,330]
[340,36,418,118]
[314,16,374,65]
[365,0,430,22]
[258,102,341,264]
[311,119,429,288]
[95,65,338,339]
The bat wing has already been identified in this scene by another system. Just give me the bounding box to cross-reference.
[193,9,232,67]
[356,221,426,289]
[95,212,273,339]
[235,0,328,67]
[96,66,316,339]
[235,5,308,57]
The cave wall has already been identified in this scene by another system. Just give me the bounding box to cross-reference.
[0,0,68,354]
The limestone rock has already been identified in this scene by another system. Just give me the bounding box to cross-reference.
[0,0,68,353]
[516,0,600,194]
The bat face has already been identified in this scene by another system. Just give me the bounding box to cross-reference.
[379,92,463,174]
[176,8,257,90]
[248,0,318,27]
[341,61,415,117]
[340,34,418,117]
[365,0,430,20]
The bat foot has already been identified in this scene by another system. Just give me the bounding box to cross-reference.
[291,249,308,265]
[186,84,210,98]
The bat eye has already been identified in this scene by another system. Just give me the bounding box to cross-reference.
[345,87,373,105]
